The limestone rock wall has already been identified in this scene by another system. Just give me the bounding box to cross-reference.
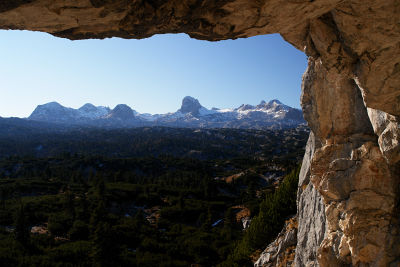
[0,1,399,266]
[295,132,326,267]
[302,55,399,266]
[297,4,400,264]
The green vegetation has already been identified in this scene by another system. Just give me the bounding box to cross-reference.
[221,167,300,266]
[0,126,308,162]
[0,127,306,266]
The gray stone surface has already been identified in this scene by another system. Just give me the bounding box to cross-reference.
[294,132,326,267]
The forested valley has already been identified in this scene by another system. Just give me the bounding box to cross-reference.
[0,126,308,266]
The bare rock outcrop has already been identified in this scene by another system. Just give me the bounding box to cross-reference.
[295,132,326,267]
[0,1,399,266]
[255,216,298,267]
[302,59,399,265]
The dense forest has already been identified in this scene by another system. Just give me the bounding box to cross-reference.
[0,126,308,266]
[0,126,308,161]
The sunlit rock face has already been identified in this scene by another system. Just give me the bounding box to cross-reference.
[295,132,327,266]
[0,0,399,266]
[297,4,400,265]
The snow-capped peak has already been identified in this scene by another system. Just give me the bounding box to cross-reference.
[236,104,255,111]
[79,103,97,112]
[268,99,282,105]
[27,98,304,129]
[41,101,64,109]
[29,102,77,123]
[106,104,136,120]
[255,99,288,111]
[78,103,110,119]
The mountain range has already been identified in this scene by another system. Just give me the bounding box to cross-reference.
[26,96,305,129]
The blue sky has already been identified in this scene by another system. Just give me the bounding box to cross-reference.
[0,30,307,118]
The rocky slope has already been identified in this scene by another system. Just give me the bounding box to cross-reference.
[255,216,298,267]
[0,1,399,265]
[27,97,305,129]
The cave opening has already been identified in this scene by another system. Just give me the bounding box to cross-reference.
[0,30,307,119]
[0,28,311,266]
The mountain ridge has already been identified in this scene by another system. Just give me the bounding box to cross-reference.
[26,96,305,129]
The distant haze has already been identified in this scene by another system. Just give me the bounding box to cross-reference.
[0,30,307,118]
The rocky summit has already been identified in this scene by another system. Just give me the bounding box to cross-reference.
[27,97,305,130]
[1,1,399,266]
[105,104,136,120]
[178,96,203,116]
